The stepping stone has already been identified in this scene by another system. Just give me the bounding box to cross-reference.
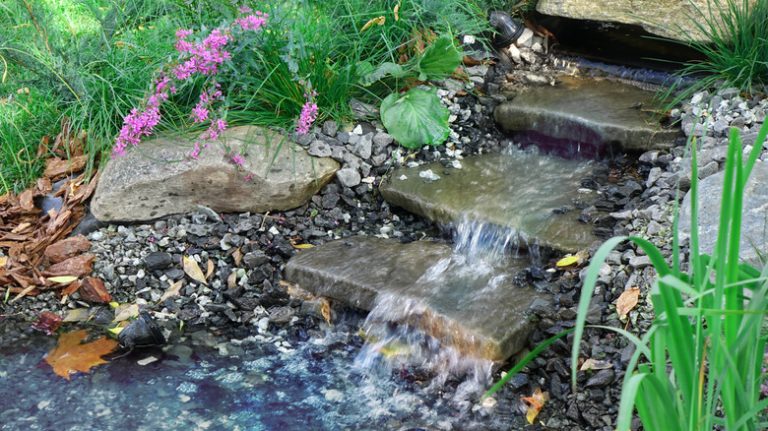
[680,162,768,268]
[92,126,338,222]
[494,76,679,152]
[284,236,550,362]
[380,151,597,252]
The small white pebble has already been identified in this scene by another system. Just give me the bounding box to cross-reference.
[137,356,158,366]
[398,174,408,181]
[419,169,441,181]
[268,226,280,235]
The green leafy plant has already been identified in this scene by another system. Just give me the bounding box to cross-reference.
[486,120,768,430]
[380,87,450,149]
[663,0,768,106]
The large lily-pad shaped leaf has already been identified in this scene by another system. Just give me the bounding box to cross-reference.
[380,88,450,149]
[357,61,407,87]
[417,35,463,81]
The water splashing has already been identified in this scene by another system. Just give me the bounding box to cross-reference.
[356,219,530,398]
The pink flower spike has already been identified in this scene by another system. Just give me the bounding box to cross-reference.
[190,142,203,160]
[235,14,267,31]
[295,100,318,135]
[216,119,227,131]
[191,104,209,123]
[231,152,246,166]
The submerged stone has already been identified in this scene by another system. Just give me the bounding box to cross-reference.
[92,126,339,222]
[380,150,597,252]
[284,236,549,362]
[494,76,679,152]
[679,162,768,268]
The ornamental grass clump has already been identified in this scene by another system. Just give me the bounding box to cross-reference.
[571,119,768,430]
[486,120,768,430]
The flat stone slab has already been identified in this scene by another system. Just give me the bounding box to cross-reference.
[537,0,744,42]
[380,150,597,252]
[680,162,768,268]
[284,237,548,362]
[92,126,338,222]
[494,76,679,152]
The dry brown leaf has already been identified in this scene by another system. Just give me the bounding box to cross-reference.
[44,329,118,380]
[79,277,111,303]
[44,155,87,179]
[182,256,208,285]
[616,287,640,319]
[279,280,316,301]
[361,15,385,32]
[44,254,95,277]
[44,235,91,263]
[10,285,37,303]
[47,275,79,285]
[521,387,549,424]
[580,358,613,371]
[18,189,35,212]
[206,259,215,279]
[63,308,91,322]
[232,248,243,266]
[319,298,332,325]
[0,256,7,267]
[227,271,238,289]
[113,303,139,322]
[159,280,183,303]
[60,279,81,296]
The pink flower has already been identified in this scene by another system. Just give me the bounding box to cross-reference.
[191,104,209,123]
[201,117,227,141]
[296,99,318,135]
[190,142,202,159]
[238,6,253,13]
[235,13,267,31]
[230,152,246,166]
[113,106,162,157]
[175,29,194,53]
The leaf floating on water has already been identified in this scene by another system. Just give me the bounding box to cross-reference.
[45,329,118,380]
[580,358,613,371]
[616,287,640,319]
[182,256,208,285]
[556,255,579,268]
[521,387,549,424]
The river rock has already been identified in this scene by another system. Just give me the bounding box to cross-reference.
[285,237,548,362]
[380,150,598,252]
[494,76,679,152]
[536,0,750,42]
[92,126,339,222]
[679,162,768,267]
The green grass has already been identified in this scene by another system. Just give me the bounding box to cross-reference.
[0,0,496,195]
[662,0,768,106]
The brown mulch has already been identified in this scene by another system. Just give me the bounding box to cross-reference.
[0,122,101,304]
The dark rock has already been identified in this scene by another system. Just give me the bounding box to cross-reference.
[144,252,173,270]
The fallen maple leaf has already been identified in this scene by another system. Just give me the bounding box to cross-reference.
[521,387,549,424]
[616,287,640,319]
[182,255,208,285]
[45,329,118,380]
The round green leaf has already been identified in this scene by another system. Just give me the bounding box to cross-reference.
[380,88,450,149]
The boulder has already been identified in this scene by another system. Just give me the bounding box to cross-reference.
[284,237,549,362]
[537,0,751,42]
[679,162,768,267]
[494,76,679,152]
[92,126,339,222]
[380,150,598,252]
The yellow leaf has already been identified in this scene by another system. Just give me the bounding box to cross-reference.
[616,287,640,319]
[63,308,91,322]
[109,301,120,309]
[159,280,183,303]
[48,276,79,285]
[107,326,124,336]
[361,16,385,32]
[393,2,400,21]
[319,298,332,324]
[0,256,7,267]
[206,259,215,279]
[556,255,579,268]
[182,255,208,285]
[113,303,139,322]
[521,387,549,424]
[291,243,315,250]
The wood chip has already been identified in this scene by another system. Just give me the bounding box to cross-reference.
[79,277,111,303]
[44,155,88,179]
[44,235,91,263]
[44,254,95,277]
